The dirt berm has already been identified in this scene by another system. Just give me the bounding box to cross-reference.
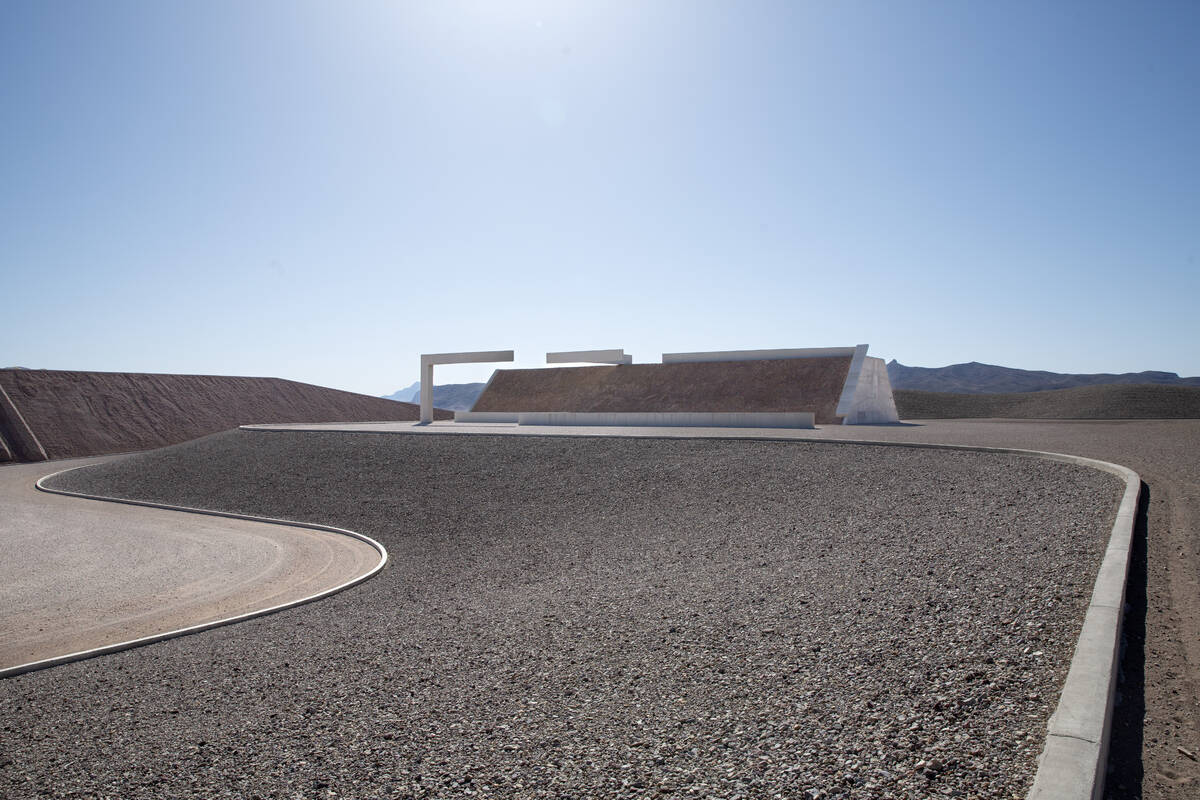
[895,383,1200,419]
[474,357,854,424]
[0,369,451,462]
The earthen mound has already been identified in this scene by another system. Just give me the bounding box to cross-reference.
[473,357,853,424]
[0,369,451,462]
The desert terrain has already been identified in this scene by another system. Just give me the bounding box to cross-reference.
[2,430,1120,798]
[0,369,452,463]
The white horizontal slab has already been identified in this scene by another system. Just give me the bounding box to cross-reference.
[661,347,857,364]
[545,349,631,365]
[420,350,514,367]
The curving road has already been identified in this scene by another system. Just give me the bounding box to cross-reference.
[0,456,383,674]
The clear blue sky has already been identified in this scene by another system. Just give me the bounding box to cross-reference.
[3,1,1197,394]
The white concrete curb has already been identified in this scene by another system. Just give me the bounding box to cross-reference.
[0,464,389,680]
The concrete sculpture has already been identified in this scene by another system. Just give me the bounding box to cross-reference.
[545,349,632,365]
[464,344,899,426]
[418,351,514,424]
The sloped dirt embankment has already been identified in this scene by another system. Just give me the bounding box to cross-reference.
[0,369,451,462]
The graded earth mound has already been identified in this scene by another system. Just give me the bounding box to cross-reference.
[894,384,1200,419]
[473,357,854,424]
[0,369,451,462]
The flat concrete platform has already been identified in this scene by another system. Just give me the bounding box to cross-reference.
[0,456,383,674]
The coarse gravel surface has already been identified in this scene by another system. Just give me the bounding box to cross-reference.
[3,430,1121,799]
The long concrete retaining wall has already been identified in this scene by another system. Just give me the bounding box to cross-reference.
[516,411,816,429]
[454,411,520,423]
[453,411,818,429]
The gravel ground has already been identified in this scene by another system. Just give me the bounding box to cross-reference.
[2,430,1121,799]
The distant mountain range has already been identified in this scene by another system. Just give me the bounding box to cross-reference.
[382,381,487,411]
[887,360,1200,394]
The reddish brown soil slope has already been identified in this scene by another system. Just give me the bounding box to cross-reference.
[472,357,853,424]
[0,369,451,462]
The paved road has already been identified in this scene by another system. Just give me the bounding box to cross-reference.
[246,417,1200,798]
[0,456,382,673]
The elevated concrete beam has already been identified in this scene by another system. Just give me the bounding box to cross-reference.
[546,349,632,365]
[418,350,514,424]
[662,347,857,364]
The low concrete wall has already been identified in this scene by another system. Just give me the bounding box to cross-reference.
[515,411,815,429]
[454,411,520,423]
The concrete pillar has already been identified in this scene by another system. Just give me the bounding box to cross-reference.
[420,360,435,424]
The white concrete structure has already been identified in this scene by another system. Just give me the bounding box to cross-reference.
[838,355,900,425]
[663,344,899,425]
[419,351,514,424]
[546,349,632,365]
[518,411,814,429]
[662,347,857,363]
[453,411,520,423]
[452,411,815,428]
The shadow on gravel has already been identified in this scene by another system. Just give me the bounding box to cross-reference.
[1105,480,1150,799]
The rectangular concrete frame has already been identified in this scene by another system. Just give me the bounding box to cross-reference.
[546,349,632,365]
[516,411,815,429]
[419,351,514,424]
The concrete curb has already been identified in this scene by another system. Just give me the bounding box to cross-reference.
[241,423,1138,797]
[0,464,389,680]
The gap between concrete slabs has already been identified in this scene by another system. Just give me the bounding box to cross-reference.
[0,464,389,680]
[241,424,1139,799]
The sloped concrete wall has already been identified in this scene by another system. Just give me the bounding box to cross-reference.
[842,357,901,424]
